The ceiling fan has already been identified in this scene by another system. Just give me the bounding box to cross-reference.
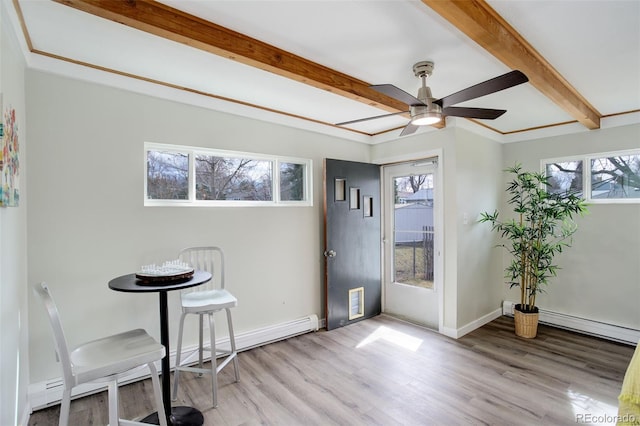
[337,61,529,136]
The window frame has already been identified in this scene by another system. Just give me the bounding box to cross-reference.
[541,148,640,204]
[144,142,313,207]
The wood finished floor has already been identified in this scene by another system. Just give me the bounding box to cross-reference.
[28,315,635,426]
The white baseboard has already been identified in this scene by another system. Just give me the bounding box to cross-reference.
[502,301,640,345]
[441,308,503,339]
[28,314,319,412]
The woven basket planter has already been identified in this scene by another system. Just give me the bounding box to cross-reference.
[514,304,539,338]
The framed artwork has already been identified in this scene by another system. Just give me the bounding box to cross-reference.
[1,94,19,207]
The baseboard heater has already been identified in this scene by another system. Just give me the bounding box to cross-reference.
[28,314,319,411]
[502,301,639,345]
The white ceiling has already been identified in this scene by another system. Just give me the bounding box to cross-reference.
[8,0,640,144]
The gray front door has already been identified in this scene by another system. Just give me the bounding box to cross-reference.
[323,159,381,330]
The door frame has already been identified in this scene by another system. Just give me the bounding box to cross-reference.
[378,150,444,333]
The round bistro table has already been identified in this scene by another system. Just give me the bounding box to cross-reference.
[109,270,212,426]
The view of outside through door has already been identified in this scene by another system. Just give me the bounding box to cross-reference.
[393,174,434,289]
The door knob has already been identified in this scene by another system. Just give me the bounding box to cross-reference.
[324,249,336,258]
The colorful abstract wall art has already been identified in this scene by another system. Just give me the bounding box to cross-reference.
[1,100,19,207]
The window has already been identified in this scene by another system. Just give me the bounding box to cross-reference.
[590,154,640,200]
[545,160,583,197]
[280,162,306,201]
[146,150,189,200]
[392,173,435,289]
[195,155,272,201]
[145,143,312,206]
[543,149,640,203]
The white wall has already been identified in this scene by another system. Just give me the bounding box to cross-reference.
[0,0,29,423]
[453,127,504,328]
[26,70,370,384]
[502,124,640,330]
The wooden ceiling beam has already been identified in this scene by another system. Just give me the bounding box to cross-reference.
[53,0,412,118]
[422,0,601,129]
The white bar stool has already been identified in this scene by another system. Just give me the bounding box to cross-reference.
[172,246,240,408]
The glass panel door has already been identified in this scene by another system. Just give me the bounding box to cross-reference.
[383,160,440,329]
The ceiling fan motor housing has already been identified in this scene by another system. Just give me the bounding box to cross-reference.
[412,85,442,118]
[411,65,442,125]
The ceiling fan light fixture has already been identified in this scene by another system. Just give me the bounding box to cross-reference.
[411,112,441,126]
[410,103,442,126]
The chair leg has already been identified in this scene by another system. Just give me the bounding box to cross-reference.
[107,379,119,426]
[226,308,240,383]
[208,312,218,408]
[198,313,204,373]
[172,311,187,401]
[59,388,72,426]
[148,362,168,426]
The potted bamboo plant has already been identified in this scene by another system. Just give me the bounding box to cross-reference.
[479,164,587,338]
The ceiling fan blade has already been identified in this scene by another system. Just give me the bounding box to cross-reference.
[336,110,409,126]
[371,84,426,106]
[400,123,419,136]
[442,106,506,120]
[434,70,528,108]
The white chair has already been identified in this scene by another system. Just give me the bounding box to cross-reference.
[34,282,168,426]
[172,246,240,408]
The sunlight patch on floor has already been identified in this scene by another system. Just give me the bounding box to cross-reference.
[568,388,621,425]
[356,325,423,351]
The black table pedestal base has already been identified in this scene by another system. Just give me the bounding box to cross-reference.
[141,406,204,426]
[109,273,211,426]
